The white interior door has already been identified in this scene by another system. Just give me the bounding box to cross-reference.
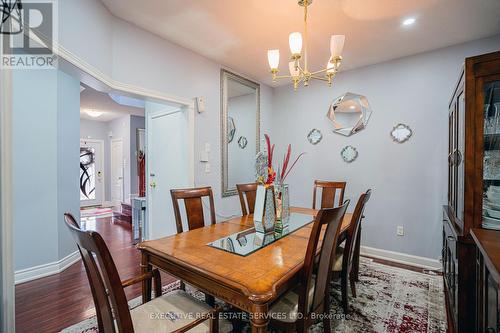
[111,139,124,206]
[146,103,194,240]
[80,139,104,207]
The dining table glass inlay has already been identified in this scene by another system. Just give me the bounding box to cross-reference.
[207,212,314,256]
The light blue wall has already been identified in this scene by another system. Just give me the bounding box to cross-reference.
[13,69,59,270]
[13,69,80,271]
[57,72,81,260]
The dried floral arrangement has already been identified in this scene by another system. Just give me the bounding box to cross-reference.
[255,134,305,187]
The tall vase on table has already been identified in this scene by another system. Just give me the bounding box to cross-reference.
[274,183,290,231]
[253,134,304,234]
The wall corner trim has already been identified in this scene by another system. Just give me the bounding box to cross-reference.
[360,246,442,271]
[14,251,81,285]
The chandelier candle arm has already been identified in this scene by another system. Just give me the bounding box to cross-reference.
[266,0,345,90]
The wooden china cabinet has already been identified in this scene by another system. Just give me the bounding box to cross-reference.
[443,51,500,333]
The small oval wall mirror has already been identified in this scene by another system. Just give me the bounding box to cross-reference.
[307,129,322,145]
[341,145,358,163]
[390,123,412,143]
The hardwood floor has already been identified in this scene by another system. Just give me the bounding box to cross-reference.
[15,215,176,333]
[14,216,446,332]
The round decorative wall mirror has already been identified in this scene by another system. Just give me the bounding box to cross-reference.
[307,129,323,145]
[341,145,358,163]
[390,123,413,143]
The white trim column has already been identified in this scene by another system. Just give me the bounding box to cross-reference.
[1,66,15,332]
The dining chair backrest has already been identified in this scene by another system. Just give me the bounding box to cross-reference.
[342,190,372,278]
[300,201,349,317]
[170,186,216,233]
[64,213,133,333]
[236,183,258,215]
[312,180,346,209]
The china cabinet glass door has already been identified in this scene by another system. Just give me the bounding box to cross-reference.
[482,80,500,230]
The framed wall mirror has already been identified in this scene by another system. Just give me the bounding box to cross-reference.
[221,69,260,197]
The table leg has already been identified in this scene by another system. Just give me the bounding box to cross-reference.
[140,252,152,303]
[250,303,269,333]
[352,225,361,282]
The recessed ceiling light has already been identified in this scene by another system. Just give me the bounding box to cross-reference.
[402,17,416,26]
[86,110,103,118]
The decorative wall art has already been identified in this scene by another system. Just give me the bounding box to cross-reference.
[80,147,96,200]
[327,92,373,136]
[307,129,323,145]
[227,116,236,143]
[238,136,248,149]
[341,145,358,163]
[390,123,413,143]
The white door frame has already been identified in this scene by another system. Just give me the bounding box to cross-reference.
[110,138,124,206]
[80,138,105,207]
[146,106,194,240]
[1,65,15,333]
[1,31,196,329]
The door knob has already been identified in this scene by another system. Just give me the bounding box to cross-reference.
[150,181,157,188]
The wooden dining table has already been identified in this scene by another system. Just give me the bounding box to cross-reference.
[137,206,359,332]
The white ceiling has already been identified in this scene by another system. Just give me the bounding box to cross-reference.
[100,0,500,86]
[80,85,145,122]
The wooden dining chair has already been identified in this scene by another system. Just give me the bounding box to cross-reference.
[63,213,232,333]
[236,183,258,215]
[171,186,216,233]
[332,189,372,314]
[312,180,347,209]
[269,201,350,333]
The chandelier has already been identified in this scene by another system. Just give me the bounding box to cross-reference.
[267,0,345,90]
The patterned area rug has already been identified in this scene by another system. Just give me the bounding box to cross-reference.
[60,258,446,333]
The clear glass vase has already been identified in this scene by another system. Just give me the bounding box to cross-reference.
[274,184,290,223]
[253,185,276,233]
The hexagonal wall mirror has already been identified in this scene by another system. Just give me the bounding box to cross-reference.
[327,92,373,136]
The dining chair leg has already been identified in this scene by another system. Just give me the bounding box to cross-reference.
[352,226,362,282]
[205,294,215,307]
[350,275,357,298]
[179,280,185,291]
[341,272,349,314]
[323,314,331,333]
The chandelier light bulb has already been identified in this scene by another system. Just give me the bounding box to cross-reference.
[267,49,280,70]
[289,32,303,56]
[330,35,345,58]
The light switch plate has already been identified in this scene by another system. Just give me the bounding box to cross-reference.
[396,226,404,236]
[196,96,206,113]
[200,151,209,162]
